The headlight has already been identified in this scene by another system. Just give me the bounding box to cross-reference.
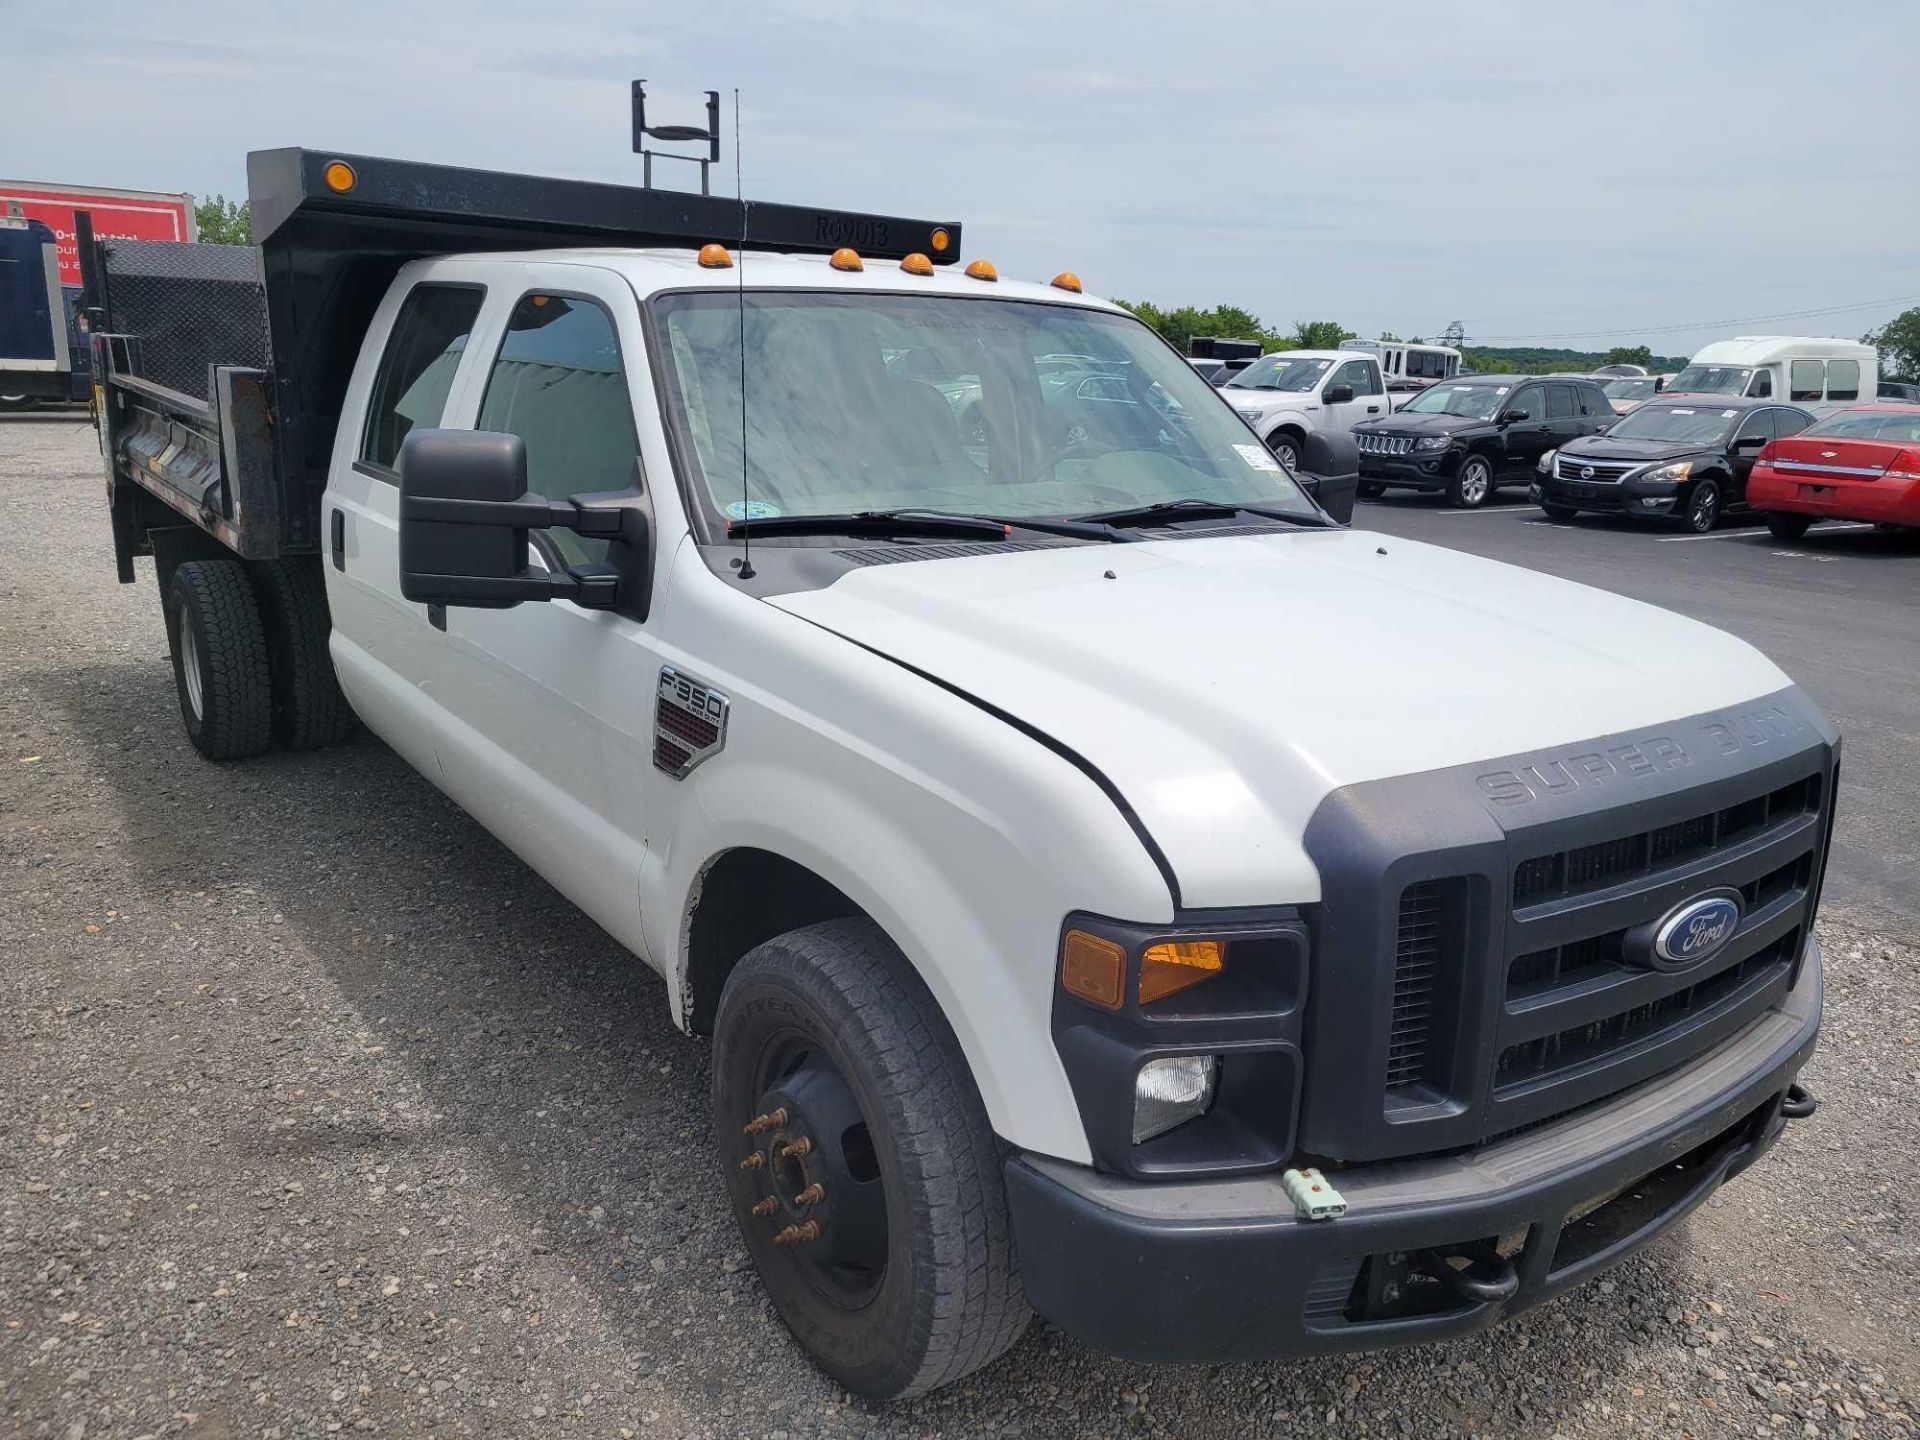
[1133,1055,1218,1143]
[1414,434,1451,450]
[1641,460,1694,485]
[1238,408,1268,427]
[1537,448,1558,474]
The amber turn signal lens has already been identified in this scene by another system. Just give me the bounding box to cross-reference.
[900,252,935,276]
[829,247,864,272]
[1138,939,1225,1004]
[322,160,356,193]
[930,227,952,253]
[1050,271,1083,293]
[964,259,998,282]
[697,243,733,269]
[1061,930,1126,1010]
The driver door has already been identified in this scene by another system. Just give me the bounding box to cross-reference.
[1322,357,1384,431]
[1499,384,1553,476]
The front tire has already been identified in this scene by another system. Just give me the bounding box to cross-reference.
[1765,512,1812,541]
[714,918,1030,1399]
[1265,431,1303,471]
[165,560,273,760]
[1682,477,1723,533]
[1448,454,1495,508]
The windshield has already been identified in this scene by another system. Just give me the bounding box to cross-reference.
[1603,378,1659,401]
[1669,365,1753,396]
[1606,404,1740,446]
[1398,382,1508,420]
[651,292,1320,525]
[1804,409,1920,442]
[1224,354,1333,392]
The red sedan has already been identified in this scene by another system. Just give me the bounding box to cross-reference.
[1750,403,1920,539]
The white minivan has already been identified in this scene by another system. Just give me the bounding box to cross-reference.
[1668,336,1877,412]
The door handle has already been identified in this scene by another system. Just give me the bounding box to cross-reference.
[1367,405,1380,413]
[330,508,345,571]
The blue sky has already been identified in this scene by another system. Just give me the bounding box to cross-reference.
[6,0,1917,354]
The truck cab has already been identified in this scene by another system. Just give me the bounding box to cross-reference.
[1218,348,1390,468]
[81,141,1833,1402]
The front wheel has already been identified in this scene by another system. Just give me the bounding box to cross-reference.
[1448,454,1495,508]
[1765,512,1812,541]
[1265,431,1302,471]
[714,918,1030,1399]
[1356,480,1387,500]
[1682,477,1723,534]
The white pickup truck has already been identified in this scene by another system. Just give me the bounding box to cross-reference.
[1217,348,1395,468]
[82,142,1833,1400]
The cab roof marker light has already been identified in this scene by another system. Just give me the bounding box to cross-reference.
[322,160,356,193]
[900,252,935,276]
[929,227,952,254]
[697,242,733,269]
[1050,271,1082,293]
[829,247,864,272]
[964,259,998,282]
[1282,1167,1347,1221]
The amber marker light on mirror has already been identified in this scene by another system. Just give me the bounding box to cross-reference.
[829,248,864,272]
[964,259,999,282]
[697,243,733,269]
[322,160,356,193]
[1138,939,1225,1004]
[1050,272,1083,293]
[1061,930,1126,1010]
[900,252,935,276]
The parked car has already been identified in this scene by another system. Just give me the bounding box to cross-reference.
[1187,355,1254,385]
[1601,375,1665,414]
[1749,403,1920,538]
[1531,395,1814,532]
[1351,373,1613,507]
[1590,363,1649,379]
[1876,379,1920,402]
[1667,336,1877,413]
[1219,349,1391,469]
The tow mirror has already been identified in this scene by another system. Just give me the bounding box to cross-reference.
[1323,383,1355,405]
[397,429,652,618]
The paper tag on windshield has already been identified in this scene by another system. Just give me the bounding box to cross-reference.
[725,499,783,520]
[1235,442,1283,471]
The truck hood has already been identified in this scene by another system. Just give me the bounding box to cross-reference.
[1356,412,1482,438]
[1220,387,1314,413]
[770,529,1789,908]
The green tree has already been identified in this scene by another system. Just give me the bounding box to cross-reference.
[194,194,252,246]
[1290,320,1358,350]
[1377,330,1401,342]
[1864,307,1920,379]
[1602,345,1654,369]
[1113,299,1279,354]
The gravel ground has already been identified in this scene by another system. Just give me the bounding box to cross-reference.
[3,415,1916,1439]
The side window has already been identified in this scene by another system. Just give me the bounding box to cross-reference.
[1734,410,1773,446]
[1507,387,1540,420]
[1577,384,1608,417]
[1774,409,1813,439]
[477,292,639,565]
[1546,383,1576,419]
[1789,360,1824,402]
[1826,359,1859,401]
[1747,370,1773,398]
[1329,358,1379,396]
[360,284,486,474]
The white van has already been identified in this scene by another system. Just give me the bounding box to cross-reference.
[1340,337,1461,391]
[1668,336,1877,411]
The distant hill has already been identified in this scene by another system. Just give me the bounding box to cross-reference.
[1462,347,1691,376]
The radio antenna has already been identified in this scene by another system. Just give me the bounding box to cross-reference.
[733,88,755,581]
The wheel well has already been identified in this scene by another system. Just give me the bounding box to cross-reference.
[683,848,862,1034]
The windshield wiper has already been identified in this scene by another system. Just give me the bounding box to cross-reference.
[1068,497,1330,529]
[725,510,1011,542]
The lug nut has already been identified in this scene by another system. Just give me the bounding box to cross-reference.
[794,1182,825,1206]
[737,1152,764,1171]
[778,1136,813,1159]
[749,1196,779,1216]
[772,1221,820,1246]
[742,1107,789,1136]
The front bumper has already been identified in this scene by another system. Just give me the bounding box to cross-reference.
[1358,448,1455,489]
[1533,470,1683,518]
[1005,938,1820,1363]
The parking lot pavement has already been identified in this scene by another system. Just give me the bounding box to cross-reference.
[1354,492,1920,942]
[4,416,1917,1439]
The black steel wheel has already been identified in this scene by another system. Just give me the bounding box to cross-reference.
[713,918,1029,1398]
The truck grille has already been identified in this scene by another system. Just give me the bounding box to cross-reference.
[1387,884,1442,1090]
[1357,433,1415,456]
[1554,454,1638,482]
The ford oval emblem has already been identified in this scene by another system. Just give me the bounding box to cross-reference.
[1649,891,1742,970]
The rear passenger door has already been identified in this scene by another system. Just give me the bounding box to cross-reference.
[1728,408,1775,499]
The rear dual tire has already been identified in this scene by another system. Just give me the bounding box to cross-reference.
[714,918,1030,1399]
[164,556,352,761]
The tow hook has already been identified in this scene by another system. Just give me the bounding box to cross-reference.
[1409,1241,1521,1305]
[1780,1082,1818,1120]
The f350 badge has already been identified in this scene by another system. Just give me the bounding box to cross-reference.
[654,666,729,778]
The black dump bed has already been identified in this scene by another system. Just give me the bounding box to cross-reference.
[86,147,962,563]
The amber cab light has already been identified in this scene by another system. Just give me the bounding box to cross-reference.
[829,247,864,272]
[1050,271,1083,293]
[1061,930,1126,1010]
[900,252,935,276]
[930,227,952,253]
[964,259,999,282]
[697,243,733,269]
[1139,939,1225,1004]
[322,160,357,193]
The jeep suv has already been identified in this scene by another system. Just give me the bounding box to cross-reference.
[1353,374,1614,508]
